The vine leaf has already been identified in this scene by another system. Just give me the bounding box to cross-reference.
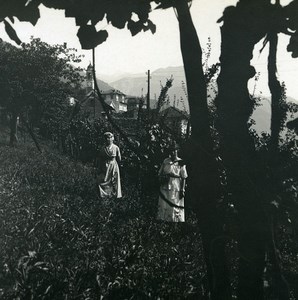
[4,20,22,45]
[16,1,40,25]
[42,0,68,9]
[154,0,175,10]
[287,33,298,58]
[127,19,156,36]
[127,20,144,36]
[146,19,156,34]
[154,0,192,10]
[77,25,108,49]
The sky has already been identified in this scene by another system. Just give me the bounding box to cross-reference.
[0,0,297,99]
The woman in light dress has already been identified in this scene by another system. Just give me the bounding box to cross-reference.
[157,143,188,222]
[97,132,122,198]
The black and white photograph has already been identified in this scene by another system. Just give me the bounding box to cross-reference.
[0,0,298,299]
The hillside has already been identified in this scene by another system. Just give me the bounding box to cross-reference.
[79,70,115,92]
[96,78,115,91]
[0,129,205,299]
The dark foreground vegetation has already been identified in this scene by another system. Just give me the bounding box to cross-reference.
[0,129,206,299]
[0,127,297,300]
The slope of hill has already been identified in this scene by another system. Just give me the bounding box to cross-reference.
[79,70,115,92]
[96,79,115,92]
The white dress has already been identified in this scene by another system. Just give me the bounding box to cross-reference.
[157,157,188,222]
[98,144,122,198]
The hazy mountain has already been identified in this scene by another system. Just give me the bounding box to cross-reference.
[98,72,145,83]
[110,66,188,111]
[96,79,115,91]
[251,96,298,134]
[79,70,115,92]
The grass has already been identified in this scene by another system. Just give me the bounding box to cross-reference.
[0,129,205,299]
[0,127,297,299]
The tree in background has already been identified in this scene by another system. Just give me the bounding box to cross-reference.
[0,38,83,146]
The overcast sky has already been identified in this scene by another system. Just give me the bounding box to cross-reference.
[0,0,297,99]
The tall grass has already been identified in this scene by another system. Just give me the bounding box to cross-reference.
[0,130,205,299]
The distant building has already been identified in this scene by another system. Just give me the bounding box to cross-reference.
[101,89,127,113]
[80,89,114,119]
[126,96,147,118]
[159,106,190,136]
[80,64,126,118]
[85,63,94,94]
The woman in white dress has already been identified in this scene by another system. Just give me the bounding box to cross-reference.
[157,143,188,222]
[97,132,122,198]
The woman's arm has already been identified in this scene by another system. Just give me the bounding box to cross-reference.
[181,178,186,191]
[116,146,121,163]
[179,178,186,199]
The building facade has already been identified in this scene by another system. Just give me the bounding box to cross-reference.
[159,106,190,136]
[101,89,127,113]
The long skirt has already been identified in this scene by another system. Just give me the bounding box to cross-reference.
[98,160,122,198]
[157,189,185,222]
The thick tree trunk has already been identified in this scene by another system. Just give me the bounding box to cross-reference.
[215,1,272,299]
[267,27,290,300]
[174,1,231,299]
[9,111,18,146]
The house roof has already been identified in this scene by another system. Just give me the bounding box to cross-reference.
[160,106,189,120]
[101,89,126,96]
[81,90,115,111]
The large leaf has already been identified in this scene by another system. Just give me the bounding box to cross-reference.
[16,2,40,26]
[77,25,108,49]
[41,0,68,10]
[64,0,105,26]
[154,0,175,10]
[127,19,156,36]
[4,20,22,45]
[106,9,131,29]
[287,33,298,58]
[0,0,41,25]
[284,0,298,30]
[146,19,156,34]
[127,20,144,36]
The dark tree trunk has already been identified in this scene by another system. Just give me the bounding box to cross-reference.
[174,1,231,299]
[215,1,273,299]
[9,111,18,146]
[268,31,284,151]
[267,21,290,300]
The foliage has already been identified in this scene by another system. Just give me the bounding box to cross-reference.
[0,136,206,300]
[0,109,298,300]
[0,38,84,143]
[1,0,298,61]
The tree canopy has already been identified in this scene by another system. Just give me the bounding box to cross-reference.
[0,37,84,144]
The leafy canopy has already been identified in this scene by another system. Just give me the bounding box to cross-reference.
[0,38,83,131]
[1,0,298,56]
